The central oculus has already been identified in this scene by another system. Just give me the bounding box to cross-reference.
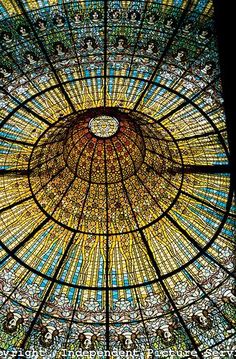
[89,115,119,138]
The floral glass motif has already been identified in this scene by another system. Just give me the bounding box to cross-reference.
[89,116,119,138]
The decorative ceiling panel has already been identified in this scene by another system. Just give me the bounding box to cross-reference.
[0,0,235,358]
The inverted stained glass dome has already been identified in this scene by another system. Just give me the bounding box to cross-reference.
[0,0,235,358]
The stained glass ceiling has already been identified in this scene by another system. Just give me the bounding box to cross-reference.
[0,0,235,358]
